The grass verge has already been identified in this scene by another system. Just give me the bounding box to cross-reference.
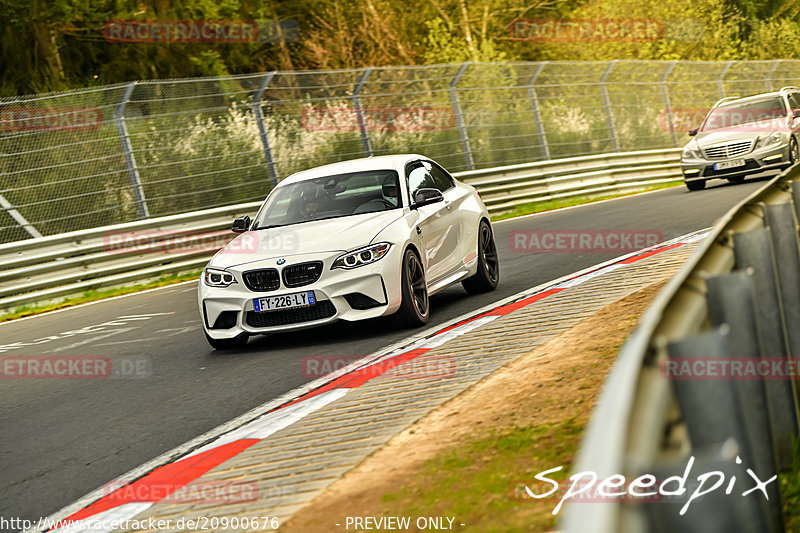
[0,269,201,323]
[781,439,800,532]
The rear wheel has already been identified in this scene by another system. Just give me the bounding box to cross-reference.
[396,248,429,327]
[686,180,706,191]
[462,220,500,294]
[204,331,249,350]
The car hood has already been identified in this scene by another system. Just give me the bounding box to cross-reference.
[209,210,405,269]
[694,120,787,147]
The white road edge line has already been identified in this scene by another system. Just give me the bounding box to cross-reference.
[26,227,708,533]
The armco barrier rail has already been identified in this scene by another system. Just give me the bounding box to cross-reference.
[564,165,800,532]
[0,149,681,312]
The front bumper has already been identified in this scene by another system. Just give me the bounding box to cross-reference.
[681,144,791,184]
[198,249,404,339]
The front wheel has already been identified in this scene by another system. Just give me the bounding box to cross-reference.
[395,249,429,327]
[462,220,500,294]
[204,331,249,350]
[790,136,798,164]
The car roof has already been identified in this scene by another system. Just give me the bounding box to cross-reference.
[279,154,428,186]
[719,92,783,107]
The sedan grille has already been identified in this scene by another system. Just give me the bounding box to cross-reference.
[703,140,753,160]
[243,269,280,292]
[245,300,336,327]
[282,261,323,288]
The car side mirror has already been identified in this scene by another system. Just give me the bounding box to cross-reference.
[232,215,250,233]
[688,128,698,137]
[411,188,444,209]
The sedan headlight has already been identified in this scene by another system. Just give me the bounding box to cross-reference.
[682,144,703,159]
[203,267,237,287]
[754,132,784,150]
[332,242,391,270]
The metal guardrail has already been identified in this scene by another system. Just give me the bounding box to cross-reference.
[0,149,681,313]
[564,165,800,532]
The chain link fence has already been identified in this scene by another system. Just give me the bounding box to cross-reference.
[2,59,799,244]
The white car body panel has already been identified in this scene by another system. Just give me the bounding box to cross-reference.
[198,154,492,340]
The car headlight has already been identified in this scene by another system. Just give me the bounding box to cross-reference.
[682,145,702,159]
[203,268,237,287]
[754,132,784,150]
[332,242,391,270]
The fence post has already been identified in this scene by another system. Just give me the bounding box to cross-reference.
[765,59,781,91]
[0,192,42,238]
[660,61,678,147]
[600,61,619,152]
[252,71,279,188]
[115,82,149,220]
[450,62,474,170]
[717,60,734,98]
[527,62,550,160]
[353,67,374,157]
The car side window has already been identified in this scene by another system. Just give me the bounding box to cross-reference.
[790,93,800,115]
[425,161,455,191]
[406,161,436,199]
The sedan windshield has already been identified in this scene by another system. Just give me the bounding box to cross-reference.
[701,96,787,132]
[253,170,401,229]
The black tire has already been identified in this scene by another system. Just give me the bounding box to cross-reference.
[204,331,249,350]
[686,180,706,191]
[790,136,798,164]
[462,220,500,294]
[395,248,429,327]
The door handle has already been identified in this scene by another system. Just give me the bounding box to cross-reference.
[416,226,422,235]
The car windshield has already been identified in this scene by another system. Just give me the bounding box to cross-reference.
[701,96,787,132]
[252,170,401,229]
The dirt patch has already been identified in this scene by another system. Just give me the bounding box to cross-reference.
[281,282,666,533]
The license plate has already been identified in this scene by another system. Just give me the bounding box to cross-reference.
[714,159,746,170]
[253,291,316,312]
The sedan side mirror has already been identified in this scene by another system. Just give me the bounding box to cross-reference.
[688,128,698,137]
[412,188,444,209]
[232,215,250,233]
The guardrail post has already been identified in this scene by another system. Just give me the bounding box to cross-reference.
[450,62,475,170]
[660,61,678,147]
[733,228,797,471]
[115,82,149,220]
[705,272,783,530]
[353,67,374,157]
[717,61,734,98]
[527,62,550,160]
[0,192,42,238]
[252,71,279,188]
[600,61,619,152]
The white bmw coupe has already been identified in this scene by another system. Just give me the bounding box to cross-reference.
[198,154,499,349]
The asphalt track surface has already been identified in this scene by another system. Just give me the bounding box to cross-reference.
[0,178,769,527]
